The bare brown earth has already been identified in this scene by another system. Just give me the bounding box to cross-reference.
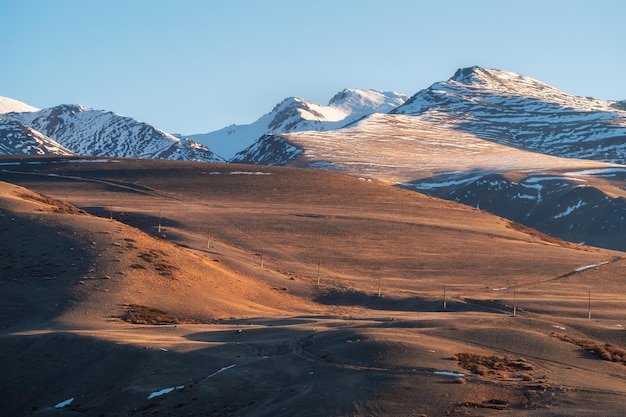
[1,156,626,416]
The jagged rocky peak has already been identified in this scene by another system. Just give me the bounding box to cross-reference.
[270,97,325,118]
[52,103,89,113]
[266,97,328,132]
[449,66,521,85]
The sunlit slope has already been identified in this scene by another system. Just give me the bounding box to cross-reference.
[0,179,319,328]
[0,157,620,319]
[282,113,615,183]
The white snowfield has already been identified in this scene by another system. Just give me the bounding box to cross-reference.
[282,112,617,185]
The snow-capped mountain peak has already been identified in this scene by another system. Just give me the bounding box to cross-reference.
[328,88,408,114]
[401,66,614,115]
[448,66,542,89]
[0,96,39,114]
[268,96,348,129]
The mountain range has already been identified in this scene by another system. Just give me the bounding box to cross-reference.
[3,66,626,251]
[0,104,222,162]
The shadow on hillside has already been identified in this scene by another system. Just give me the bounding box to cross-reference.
[314,289,508,314]
[81,206,182,234]
[0,212,94,329]
[3,327,366,417]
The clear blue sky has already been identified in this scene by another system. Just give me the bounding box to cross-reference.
[1,0,625,134]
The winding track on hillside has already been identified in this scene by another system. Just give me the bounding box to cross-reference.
[0,168,179,200]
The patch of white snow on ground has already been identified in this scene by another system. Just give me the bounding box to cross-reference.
[575,260,610,272]
[207,364,236,378]
[54,397,74,408]
[566,168,626,177]
[434,371,465,377]
[405,175,483,190]
[202,171,272,176]
[228,171,272,176]
[147,385,184,400]
[553,200,587,219]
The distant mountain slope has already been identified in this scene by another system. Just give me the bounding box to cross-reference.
[6,105,222,162]
[189,88,408,160]
[0,96,38,114]
[401,168,626,249]
[392,66,626,164]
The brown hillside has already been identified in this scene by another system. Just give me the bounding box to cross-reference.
[2,156,626,417]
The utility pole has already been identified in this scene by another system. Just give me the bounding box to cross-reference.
[317,260,321,287]
[513,289,517,317]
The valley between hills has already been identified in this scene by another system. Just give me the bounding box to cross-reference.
[2,156,626,416]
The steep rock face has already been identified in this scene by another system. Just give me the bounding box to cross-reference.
[393,66,626,164]
[230,134,302,166]
[8,105,222,162]
[0,119,73,156]
[188,89,408,160]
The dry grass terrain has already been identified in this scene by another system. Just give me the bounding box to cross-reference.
[1,156,626,416]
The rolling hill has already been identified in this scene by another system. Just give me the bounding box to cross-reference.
[2,156,626,416]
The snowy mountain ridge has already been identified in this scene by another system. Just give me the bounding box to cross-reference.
[392,66,626,164]
[188,88,408,159]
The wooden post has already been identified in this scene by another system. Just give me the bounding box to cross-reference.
[443,284,447,311]
[157,209,162,233]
